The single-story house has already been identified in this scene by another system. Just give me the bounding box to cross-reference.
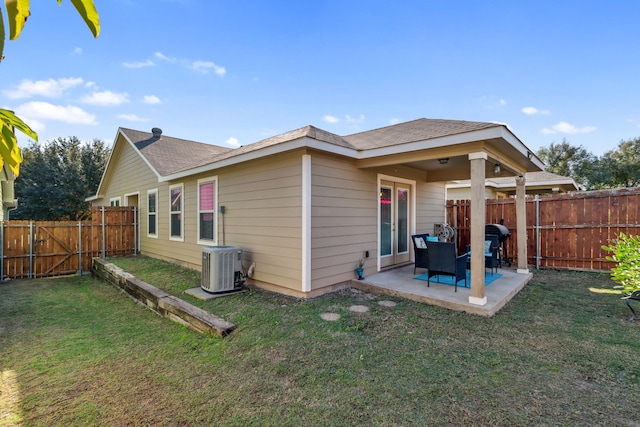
[446,171,581,200]
[89,118,544,305]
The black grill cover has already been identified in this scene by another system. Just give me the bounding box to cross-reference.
[485,224,511,241]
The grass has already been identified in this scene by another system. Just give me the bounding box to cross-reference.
[1,256,639,426]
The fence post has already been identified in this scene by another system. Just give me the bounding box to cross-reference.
[134,206,138,255]
[535,195,540,269]
[101,206,106,258]
[29,221,34,279]
[77,222,82,275]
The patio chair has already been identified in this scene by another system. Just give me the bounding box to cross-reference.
[412,233,437,274]
[465,234,500,275]
[425,241,468,292]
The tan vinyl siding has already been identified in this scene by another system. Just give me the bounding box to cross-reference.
[415,180,446,235]
[310,153,378,289]
[98,139,158,200]
[309,153,447,290]
[216,151,303,291]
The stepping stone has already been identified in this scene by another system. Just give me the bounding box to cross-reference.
[320,312,341,321]
[379,300,397,307]
[349,305,369,313]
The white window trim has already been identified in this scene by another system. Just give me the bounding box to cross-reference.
[169,183,184,242]
[109,197,121,207]
[197,176,218,245]
[147,188,158,238]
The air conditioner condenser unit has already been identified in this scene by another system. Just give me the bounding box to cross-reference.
[201,246,243,294]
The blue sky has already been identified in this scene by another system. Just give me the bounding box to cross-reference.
[2,0,639,156]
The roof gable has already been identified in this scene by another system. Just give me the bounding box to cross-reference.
[120,128,230,176]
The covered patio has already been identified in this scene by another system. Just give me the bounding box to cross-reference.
[352,119,544,308]
[351,264,532,317]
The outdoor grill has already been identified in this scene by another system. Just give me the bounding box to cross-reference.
[485,224,512,267]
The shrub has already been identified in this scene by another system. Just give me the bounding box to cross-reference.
[602,233,640,295]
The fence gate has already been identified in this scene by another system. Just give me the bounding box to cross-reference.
[1,207,137,280]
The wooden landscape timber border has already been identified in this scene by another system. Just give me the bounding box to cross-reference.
[0,206,137,280]
[447,187,640,271]
[92,258,236,337]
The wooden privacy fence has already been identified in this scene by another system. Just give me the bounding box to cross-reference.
[446,187,640,271]
[1,206,137,280]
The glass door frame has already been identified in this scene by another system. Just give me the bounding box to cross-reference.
[377,174,417,271]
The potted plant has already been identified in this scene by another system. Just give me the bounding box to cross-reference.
[355,258,366,280]
[602,233,640,321]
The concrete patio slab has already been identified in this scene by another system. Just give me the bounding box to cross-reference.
[351,264,532,317]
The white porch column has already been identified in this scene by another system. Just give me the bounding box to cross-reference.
[468,152,487,305]
[515,175,529,274]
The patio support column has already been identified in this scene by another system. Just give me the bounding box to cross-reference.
[468,152,487,305]
[515,175,529,274]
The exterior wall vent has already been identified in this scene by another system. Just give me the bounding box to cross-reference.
[201,246,243,294]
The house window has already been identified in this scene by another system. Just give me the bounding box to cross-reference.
[169,184,183,241]
[109,197,121,207]
[197,178,217,244]
[147,189,158,237]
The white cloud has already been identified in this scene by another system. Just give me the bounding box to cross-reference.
[389,118,401,125]
[73,47,83,55]
[346,114,365,124]
[143,95,161,104]
[80,90,130,106]
[3,77,84,99]
[123,60,155,69]
[117,114,150,122]
[191,61,226,76]
[155,51,171,61]
[499,99,507,106]
[225,137,240,148]
[541,121,596,135]
[522,106,550,115]
[323,115,340,124]
[16,101,97,125]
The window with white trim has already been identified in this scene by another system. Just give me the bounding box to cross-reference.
[197,177,217,244]
[147,189,158,237]
[109,197,121,206]
[169,184,183,241]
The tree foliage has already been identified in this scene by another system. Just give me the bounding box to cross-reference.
[536,139,595,187]
[12,137,109,220]
[0,0,99,176]
[537,137,640,190]
[603,233,640,296]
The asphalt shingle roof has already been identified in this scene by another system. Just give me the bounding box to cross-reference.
[342,118,502,149]
[120,118,506,178]
[120,128,231,176]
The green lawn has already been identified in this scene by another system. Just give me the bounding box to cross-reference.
[1,257,639,426]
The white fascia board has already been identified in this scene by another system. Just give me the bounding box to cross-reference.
[498,127,546,170]
[160,137,359,182]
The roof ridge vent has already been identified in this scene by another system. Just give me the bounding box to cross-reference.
[151,127,162,138]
